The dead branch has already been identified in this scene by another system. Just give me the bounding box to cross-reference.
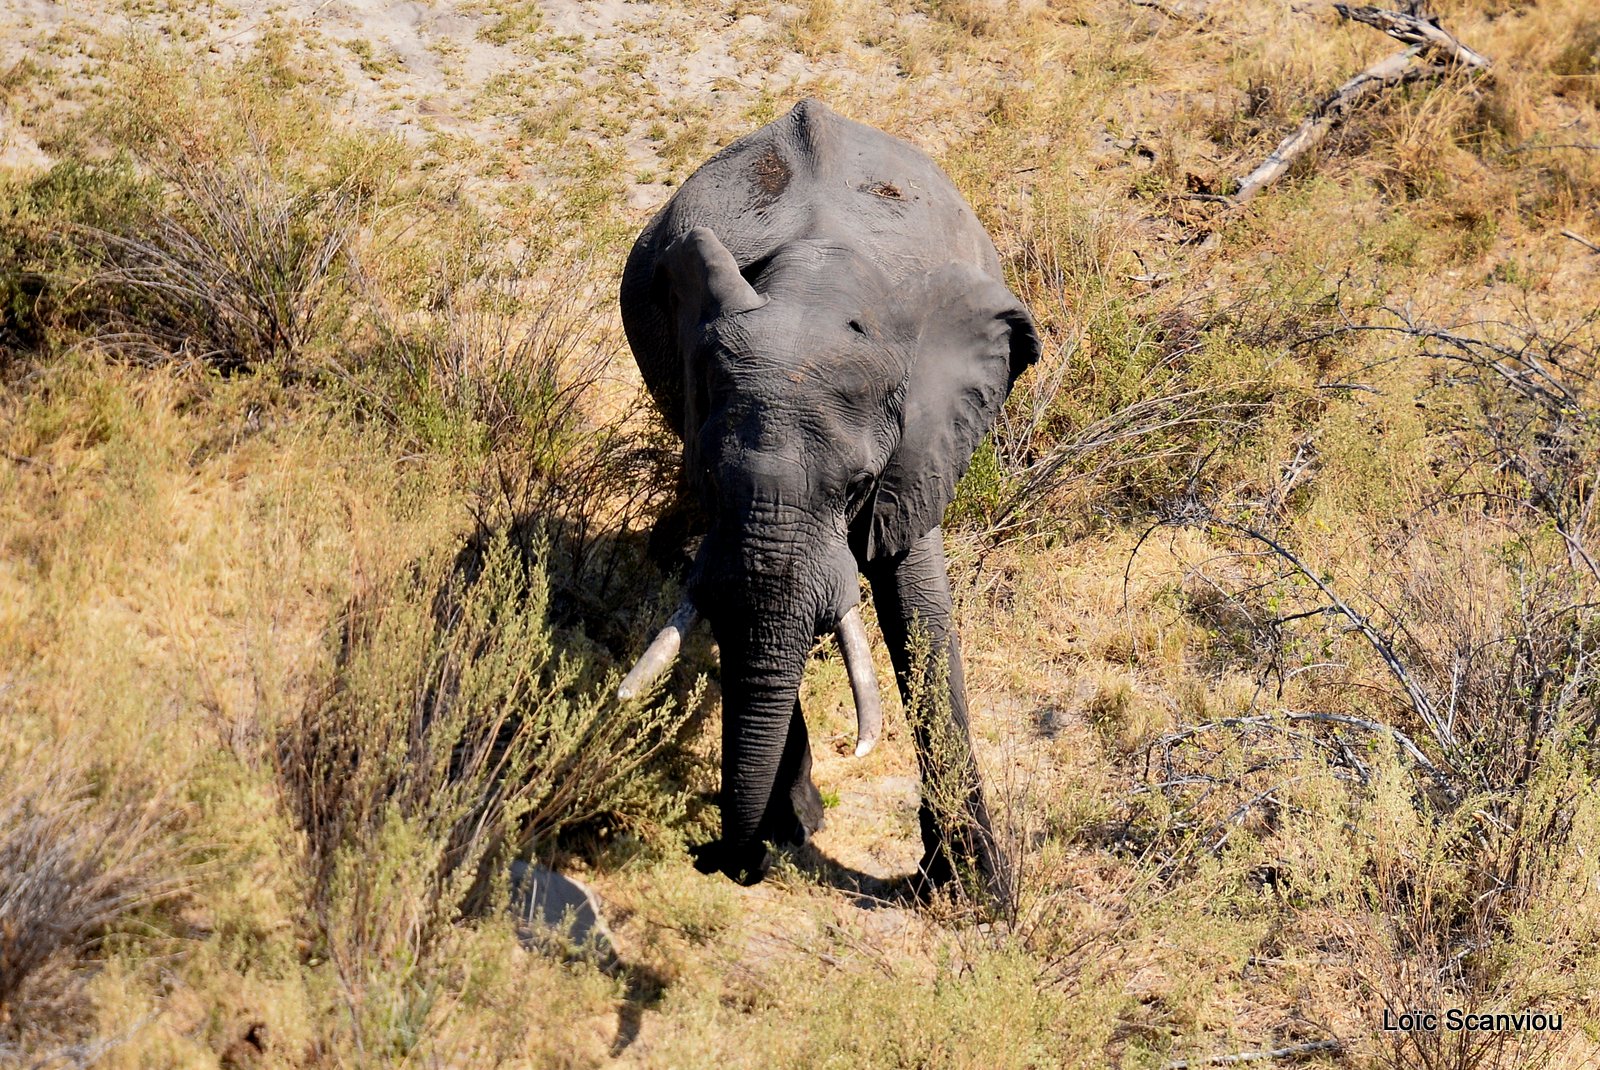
[1152,711,1446,785]
[1232,6,1490,204]
[1509,142,1600,153]
[1295,305,1600,577]
[1561,230,1600,254]
[1162,1038,1342,1069]
[984,386,1259,542]
[1282,711,1442,776]
[1333,5,1490,68]
[1233,48,1425,204]
[1212,517,1465,785]
[1211,778,1307,851]
[1131,0,1209,22]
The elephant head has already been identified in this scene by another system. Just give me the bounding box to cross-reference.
[620,225,1038,872]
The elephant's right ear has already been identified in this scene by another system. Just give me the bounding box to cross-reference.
[659,227,767,351]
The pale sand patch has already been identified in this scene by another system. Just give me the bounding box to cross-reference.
[1,0,973,214]
[0,114,50,171]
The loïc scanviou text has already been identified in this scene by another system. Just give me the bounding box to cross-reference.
[1381,1008,1562,1033]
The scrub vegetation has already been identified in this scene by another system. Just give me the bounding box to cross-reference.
[3,0,1600,1066]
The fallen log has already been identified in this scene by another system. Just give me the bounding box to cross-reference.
[1333,4,1489,68]
[1232,48,1427,203]
[1162,1039,1342,1069]
[1231,6,1490,204]
[1131,0,1209,22]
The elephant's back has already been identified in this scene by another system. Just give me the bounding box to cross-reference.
[620,99,1002,437]
[643,99,998,278]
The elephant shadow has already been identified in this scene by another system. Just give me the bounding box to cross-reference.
[442,496,677,658]
[608,959,671,1057]
[770,839,926,911]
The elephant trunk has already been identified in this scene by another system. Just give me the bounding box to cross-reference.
[712,590,817,862]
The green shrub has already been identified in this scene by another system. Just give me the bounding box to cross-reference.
[0,159,159,359]
[279,531,699,1051]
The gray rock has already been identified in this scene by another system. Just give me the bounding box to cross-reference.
[508,860,620,970]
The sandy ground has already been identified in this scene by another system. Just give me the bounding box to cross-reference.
[0,0,965,208]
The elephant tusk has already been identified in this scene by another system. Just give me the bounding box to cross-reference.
[835,606,884,757]
[617,600,699,701]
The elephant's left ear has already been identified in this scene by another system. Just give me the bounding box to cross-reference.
[861,264,1040,560]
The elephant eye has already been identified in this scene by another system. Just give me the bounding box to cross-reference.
[846,471,874,512]
[846,319,867,336]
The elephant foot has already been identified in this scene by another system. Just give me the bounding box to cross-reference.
[688,839,769,886]
[689,805,822,886]
[784,770,826,844]
[911,835,1015,917]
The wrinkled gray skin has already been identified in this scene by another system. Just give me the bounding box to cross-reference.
[620,99,1038,905]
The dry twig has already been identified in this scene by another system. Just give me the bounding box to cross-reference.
[1207,515,1465,793]
[1162,1038,1342,1069]
[1561,229,1600,254]
[1232,6,1490,203]
[1131,0,1209,22]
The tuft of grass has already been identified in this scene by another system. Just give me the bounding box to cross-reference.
[788,0,854,59]
[0,744,190,1064]
[479,2,545,47]
[66,149,359,373]
[0,159,160,361]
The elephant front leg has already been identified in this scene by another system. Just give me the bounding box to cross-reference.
[864,528,1012,912]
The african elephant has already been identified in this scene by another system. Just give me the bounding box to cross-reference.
[617,99,1038,907]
